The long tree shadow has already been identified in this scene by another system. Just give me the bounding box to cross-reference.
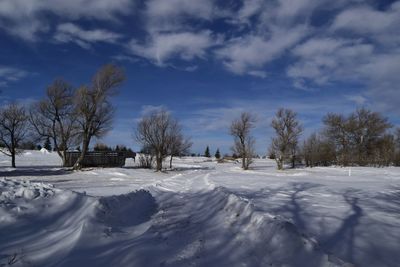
[231,183,400,267]
[366,185,400,215]
[57,188,340,267]
[320,190,363,264]
[271,182,322,230]
[0,166,71,177]
[232,182,322,232]
[168,166,214,172]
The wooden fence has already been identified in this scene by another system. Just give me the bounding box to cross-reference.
[64,151,135,168]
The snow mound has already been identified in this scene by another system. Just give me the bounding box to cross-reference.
[0,178,56,202]
[40,148,50,154]
[97,190,157,228]
[0,179,351,267]
[144,187,351,267]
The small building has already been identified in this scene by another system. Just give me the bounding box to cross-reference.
[64,151,136,168]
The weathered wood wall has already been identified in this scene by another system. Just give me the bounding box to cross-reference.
[64,151,127,167]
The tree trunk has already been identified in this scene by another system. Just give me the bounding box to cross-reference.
[56,148,67,167]
[169,155,173,169]
[291,155,295,168]
[11,151,16,168]
[61,150,67,167]
[73,136,90,170]
[156,157,162,171]
[276,156,283,170]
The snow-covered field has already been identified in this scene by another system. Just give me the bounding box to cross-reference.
[1,151,399,266]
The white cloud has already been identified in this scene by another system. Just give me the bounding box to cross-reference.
[235,0,265,24]
[331,2,400,46]
[287,35,400,113]
[0,0,133,41]
[332,2,400,34]
[124,0,222,67]
[256,0,344,29]
[0,66,28,87]
[288,38,374,86]
[140,105,167,116]
[360,53,400,113]
[274,0,321,21]
[128,31,215,65]
[144,0,216,34]
[146,0,214,21]
[1,0,398,115]
[345,95,367,105]
[248,70,267,78]
[54,23,122,49]
[216,25,308,75]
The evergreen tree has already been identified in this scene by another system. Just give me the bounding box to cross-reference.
[204,146,211,157]
[215,148,221,159]
[44,137,52,151]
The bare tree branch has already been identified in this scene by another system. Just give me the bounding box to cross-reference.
[270,108,302,170]
[0,103,29,167]
[29,78,80,166]
[73,64,125,170]
[230,112,256,170]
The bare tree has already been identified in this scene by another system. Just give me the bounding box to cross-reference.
[230,112,256,170]
[169,126,192,168]
[271,108,303,170]
[375,134,395,167]
[303,132,319,168]
[138,145,155,169]
[135,109,188,171]
[302,132,336,167]
[29,79,79,166]
[394,128,400,166]
[323,108,392,166]
[322,113,351,166]
[0,103,29,167]
[73,64,125,169]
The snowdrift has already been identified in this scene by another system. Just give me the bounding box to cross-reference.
[0,178,350,267]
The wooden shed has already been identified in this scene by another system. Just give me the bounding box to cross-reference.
[64,151,132,168]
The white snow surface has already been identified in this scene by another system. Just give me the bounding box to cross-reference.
[40,148,50,154]
[0,151,399,266]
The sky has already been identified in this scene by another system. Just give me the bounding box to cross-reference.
[0,0,399,155]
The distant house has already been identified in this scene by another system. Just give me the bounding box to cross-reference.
[64,151,136,168]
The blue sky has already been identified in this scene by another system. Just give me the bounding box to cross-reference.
[0,0,399,155]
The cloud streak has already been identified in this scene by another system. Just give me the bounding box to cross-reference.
[0,0,133,41]
[1,0,400,116]
[128,31,216,66]
[54,23,122,49]
[0,66,29,87]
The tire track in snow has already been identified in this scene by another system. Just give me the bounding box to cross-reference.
[151,170,217,193]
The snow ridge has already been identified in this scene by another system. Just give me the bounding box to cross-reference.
[0,179,351,266]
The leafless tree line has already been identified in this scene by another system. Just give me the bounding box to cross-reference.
[135,109,192,171]
[304,108,399,167]
[0,64,124,169]
[229,109,303,171]
[1,69,399,171]
[231,107,399,170]
[0,65,192,171]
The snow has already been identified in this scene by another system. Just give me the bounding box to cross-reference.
[1,151,399,266]
[40,148,50,154]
